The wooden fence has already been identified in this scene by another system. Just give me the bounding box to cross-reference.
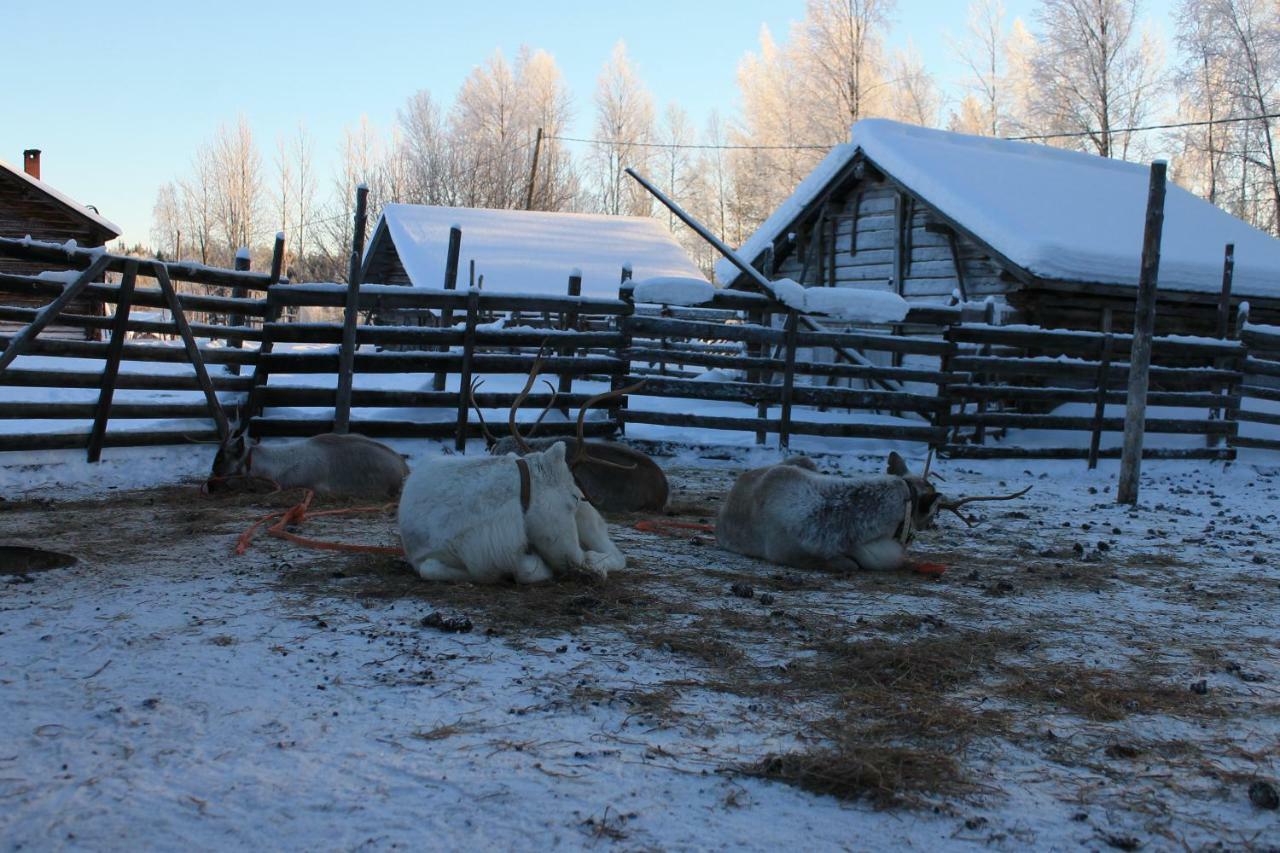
[1235,308,1280,454]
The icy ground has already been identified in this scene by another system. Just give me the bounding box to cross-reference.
[2,446,1279,851]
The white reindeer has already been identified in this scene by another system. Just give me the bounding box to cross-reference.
[210,429,409,498]
[398,364,626,584]
[716,452,1029,572]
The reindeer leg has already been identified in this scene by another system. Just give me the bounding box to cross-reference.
[413,557,474,583]
[515,552,555,584]
[848,539,906,572]
[576,501,625,574]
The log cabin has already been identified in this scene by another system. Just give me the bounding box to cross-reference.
[0,150,121,338]
[717,120,1280,336]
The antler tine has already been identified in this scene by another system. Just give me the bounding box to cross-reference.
[940,484,1033,511]
[525,379,559,439]
[923,448,934,479]
[943,505,979,528]
[468,378,498,449]
[574,381,646,466]
[509,343,551,453]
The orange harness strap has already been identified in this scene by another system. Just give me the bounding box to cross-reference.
[235,489,405,557]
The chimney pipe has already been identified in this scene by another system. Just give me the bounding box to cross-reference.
[23,149,41,180]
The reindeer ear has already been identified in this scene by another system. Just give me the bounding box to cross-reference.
[545,440,567,465]
[887,452,910,477]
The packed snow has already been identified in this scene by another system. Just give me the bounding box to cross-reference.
[800,286,909,322]
[631,276,716,306]
[719,118,1280,299]
[372,205,706,300]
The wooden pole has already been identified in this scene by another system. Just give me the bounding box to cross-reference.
[432,225,463,392]
[0,253,112,374]
[454,288,480,452]
[749,307,768,445]
[334,184,369,434]
[525,127,543,211]
[227,249,251,375]
[557,273,581,409]
[1088,307,1114,470]
[87,260,139,462]
[779,310,800,451]
[1217,243,1235,340]
[613,267,633,435]
[152,263,230,441]
[1118,161,1167,505]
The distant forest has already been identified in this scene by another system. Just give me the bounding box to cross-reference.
[144,0,1280,284]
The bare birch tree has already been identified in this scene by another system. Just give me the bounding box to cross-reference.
[210,116,264,259]
[590,41,655,216]
[949,0,1010,135]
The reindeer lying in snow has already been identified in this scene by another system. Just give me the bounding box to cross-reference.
[209,428,409,498]
[716,452,1029,572]
[398,365,627,584]
[470,359,669,513]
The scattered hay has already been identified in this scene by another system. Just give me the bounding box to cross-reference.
[999,663,1216,722]
[744,742,965,807]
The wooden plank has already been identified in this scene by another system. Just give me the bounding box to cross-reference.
[626,315,949,356]
[272,283,631,316]
[947,324,1243,359]
[87,260,138,463]
[0,235,278,291]
[948,384,1238,409]
[0,401,213,419]
[0,305,264,342]
[0,253,111,373]
[950,356,1239,387]
[1235,408,1280,426]
[1241,326,1280,353]
[624,346,964,384]
[779,310,799,449]
[0,334,256,366]
[151,263,230,441]
[259,351,623,376]
[622,409,945,443]
[250,417,617,440]
[454,288,480,452]
[948,412,1234,434]
[1243,356,1280,378]
[1230,434,1280,451]
[334,185,369,434]
[0,367,251,391]
[0,272,269,317]
[261,387,596,409]
[1240,383,1280,403]
[944,444,1235,461]
[264,322,620,349]
[624,374,945,412]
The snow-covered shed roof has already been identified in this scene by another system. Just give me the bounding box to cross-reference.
[366,204,706,298]
[0,158,121,238]
[718,119,1280,299]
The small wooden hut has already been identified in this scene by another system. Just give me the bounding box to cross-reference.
[0,150,121,337]
[718,120,1280,335]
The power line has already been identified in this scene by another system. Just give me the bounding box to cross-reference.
[545,110,1280,151]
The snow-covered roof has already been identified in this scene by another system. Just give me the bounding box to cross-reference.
[718,119,1280,299]
[0,159,121,237]
[370,204,706,298]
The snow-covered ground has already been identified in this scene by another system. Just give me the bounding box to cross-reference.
[2,443,1278,850]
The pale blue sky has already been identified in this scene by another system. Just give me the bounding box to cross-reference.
[2,0,1177,244]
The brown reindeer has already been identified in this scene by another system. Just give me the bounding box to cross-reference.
[473,355,669,513]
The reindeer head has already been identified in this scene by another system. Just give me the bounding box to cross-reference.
[209,420,252,484]
[888,450,1031,529]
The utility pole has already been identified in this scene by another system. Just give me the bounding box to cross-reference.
[525,127,544,211]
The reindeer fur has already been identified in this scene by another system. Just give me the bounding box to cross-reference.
[489,435,669,513]
[211,432,408,498]
[716,453,941,572]
[398,442,626,584]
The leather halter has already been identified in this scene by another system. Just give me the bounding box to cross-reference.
[895,479,922,545]
[515,457,531,513]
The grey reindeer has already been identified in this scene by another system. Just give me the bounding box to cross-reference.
[716,452,1030,572]
[471,356,669,513]
[209,424,409,498]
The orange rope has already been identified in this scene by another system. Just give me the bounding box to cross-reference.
[235,489,405,556]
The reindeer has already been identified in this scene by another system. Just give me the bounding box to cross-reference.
[398,360,626,584]
[209,426,409,498]
[715,451,1030,572]
[471,357,669,513]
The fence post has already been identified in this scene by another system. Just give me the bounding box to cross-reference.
[779,309,799,451]
[973,299,997,446]
[558,272,581,412]
[334,184,369,434]
[245,287,281,430]
[454,287,480,453]
[1118,161,1167,505]
[227,249,251,375]
[934,327,957,454]
[1224,301,1250,458]
[1209,243,1236,444]
[612,266,633,435]
[752,307,770,445]
[87,259,139,462]
[433,226,462,392]
[1088,307,1114,470]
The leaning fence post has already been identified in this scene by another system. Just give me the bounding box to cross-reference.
[433,226,462,392]
[334,184,369,434]
[454,287,480,453]
[1118,161,1167,505]
[1088,307,1114,470]
[87,259,139,462]
[778,309,799,451]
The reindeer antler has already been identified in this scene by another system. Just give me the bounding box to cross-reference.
[509,343,550,453]
[939,485,1032,526]
[573,381,645,470]
[468,378,498,449]
[525,380,560,439]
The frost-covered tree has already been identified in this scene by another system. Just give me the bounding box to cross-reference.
[150,182,183,261]
[949,0,1012,135]
[1026,0,1165,159]
[210,117,264,259]
[800,0,896,130]
[589,41,655,216]
[889,44,941,127]
[516,47,579,211]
